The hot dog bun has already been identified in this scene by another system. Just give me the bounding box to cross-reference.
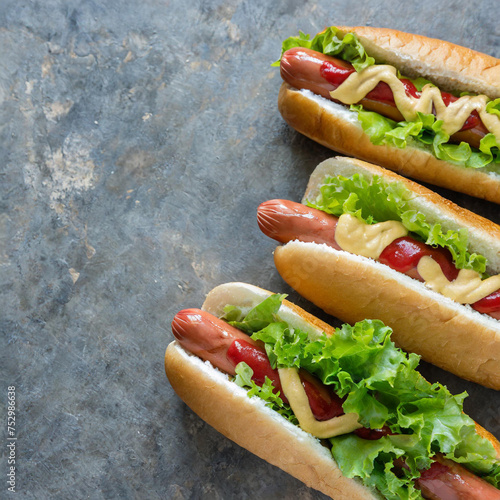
[277,27,500,203]
[165,282,378,500]
[272,157,500,389]
[165,282,500,499]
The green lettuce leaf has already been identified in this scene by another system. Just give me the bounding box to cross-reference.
[252,315,479,459]
[273,27,375,71]
[409,77,433,92]
[486,98,500,118]
[227,294,500,496]
[353,105,500,172]
[448,423,500,479]
[233,362,298,424]
[306,172,487,274]
[479,133,500,165]
[331,435,423,500]
[223,293,286,335]
[233,360,254,387]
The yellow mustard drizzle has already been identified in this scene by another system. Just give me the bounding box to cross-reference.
[334,215,500,305]
[277,367,362,439]
[334,214,408,260]
[329,65,500,139]
[417,256,500,304]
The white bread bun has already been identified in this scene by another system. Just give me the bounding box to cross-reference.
[165,282,379,500]
[277,27,500,202]
[272,157,500,389]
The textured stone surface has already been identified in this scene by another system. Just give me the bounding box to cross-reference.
[1,0,499,498]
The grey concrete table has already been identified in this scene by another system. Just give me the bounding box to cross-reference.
[2,0,499,498]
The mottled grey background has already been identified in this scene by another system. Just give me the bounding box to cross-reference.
[1,0,499,498]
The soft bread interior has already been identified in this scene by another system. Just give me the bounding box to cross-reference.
[277,84,500,204]
[303,157,500,273]
[335,26,500,98]
[273,241,500,390]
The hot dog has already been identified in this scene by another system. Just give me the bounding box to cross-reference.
[165,282,500,500]
[258,200,498,316]
[274,26,500,203]
[257,156,500,389]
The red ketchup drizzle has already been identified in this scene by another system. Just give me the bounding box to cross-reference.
[354,426,394,440]
[319,59,480,131]
[299,371,345,421]
[319,60,355,87]
[379,237,500,314]
[227,339,286,402]
[379,236,459,282]
[472,289,500,316]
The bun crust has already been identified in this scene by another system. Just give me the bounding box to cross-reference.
[278,83,500,203]
[335,27,500,98]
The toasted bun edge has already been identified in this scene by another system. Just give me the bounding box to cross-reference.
[334,26,500,98]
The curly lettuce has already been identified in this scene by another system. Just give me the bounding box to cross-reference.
[272,26,375,71]
[306,172,487,274]
[353,105,500,171]
[233,362,298,424]
[224,294,500,499]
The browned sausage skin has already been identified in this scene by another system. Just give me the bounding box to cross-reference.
[171,308,258,375]
[257,199,340,249]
